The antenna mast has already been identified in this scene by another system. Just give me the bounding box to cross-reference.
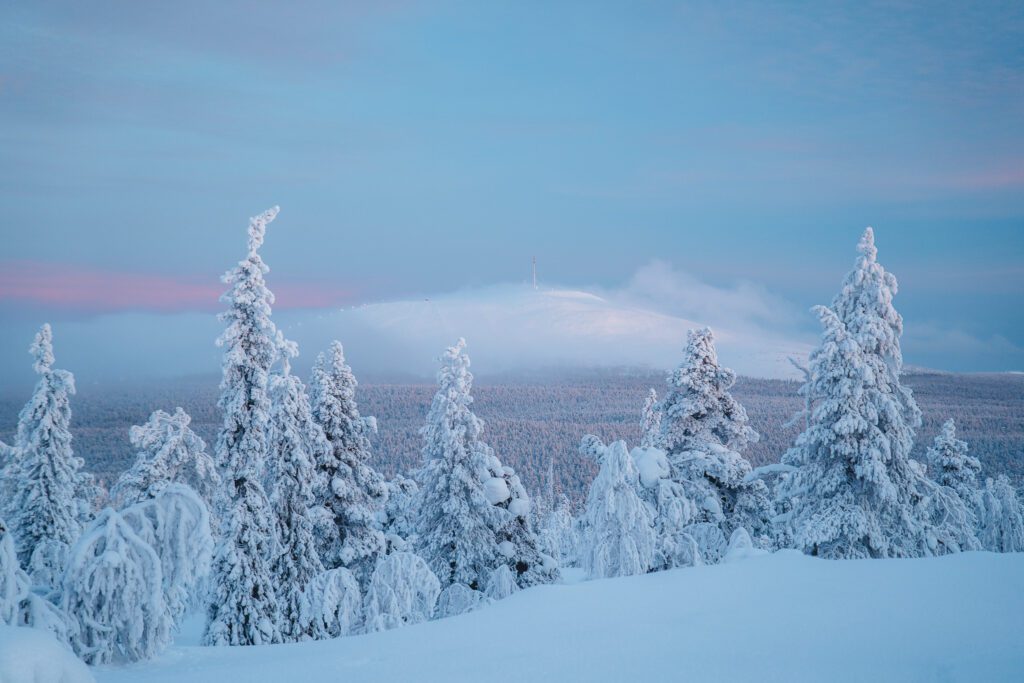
[532,255,537,290]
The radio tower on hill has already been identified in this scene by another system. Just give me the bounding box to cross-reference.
[532,255,537,290]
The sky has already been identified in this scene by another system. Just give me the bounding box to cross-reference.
[1,1,1022,387]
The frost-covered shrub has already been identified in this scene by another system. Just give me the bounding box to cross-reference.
[362,552,440,633]
[303,567,361,639]
[119,484,213,625]
[492,464,559,588]
[724,527,766,563]
[538,497,581,568]
[1,520,70,642]
[978,476,1024,553]
[63,508,172,664]
[112,407,220,508]
[683,522,728,565]
[581,438,655,579]
[434,583,490,619]
[483,565,519,601]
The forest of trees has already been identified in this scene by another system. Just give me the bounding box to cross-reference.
[1,213,1022,668]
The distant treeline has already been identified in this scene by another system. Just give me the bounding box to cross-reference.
[2,370,1021,504]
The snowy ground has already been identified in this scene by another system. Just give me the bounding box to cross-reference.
[93,551,1024,683]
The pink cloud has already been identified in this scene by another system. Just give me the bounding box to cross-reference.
[0,261,355,315]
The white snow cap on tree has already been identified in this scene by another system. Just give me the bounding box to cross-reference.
[9,324,92,587]
[268,338,329,642]
[119,484,213,627]
[362,552,441,633]
[779,229,977,559]
[113,407,220,508]
[414,339,505,591]
[310,340,387,581]
[491,462,559,589]
[63,508,172,665]
[581,437,655,579]
[205,207,282,647]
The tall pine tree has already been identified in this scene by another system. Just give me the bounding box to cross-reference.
[203,207,282,646]
[10,324,92,587]
[309,341,387,583]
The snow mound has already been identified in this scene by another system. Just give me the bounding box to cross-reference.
[0,626,95,683]
[93,551,1024,683]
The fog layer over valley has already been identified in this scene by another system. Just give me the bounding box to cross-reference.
[4,369,1019,504]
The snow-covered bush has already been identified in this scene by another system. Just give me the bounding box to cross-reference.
[303,567,361,639]
[978,476,1024,553]
[434,583,490,619]
[119,484,213,626]
[581,438,655,579]
[205,206,282,647]
[484,565,519,601]
[310,341,388,581]
[632,446,700,570]
[492,464,559,588]
[640,388,661,448]
[362,552,441,633]
[112,407,220,508]
[0,520,68,641]
[63,508,172,664]
[383,474,419,552]
[538,496,580,568]
[414,340,505,591]
[724,527,766,563]
[9,325,93,587]
[926,419,981,509]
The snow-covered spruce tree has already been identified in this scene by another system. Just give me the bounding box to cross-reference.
[310,341,388,582]
[11,324,93,587]
[268,336,328,642]
[539,495,580,568]
[657,327,772,556]
[580,436,655,579]
[640,388,661,448]
[414,339,505,592]
[926,419,981,507]
[203,206,282,647]
[112,407,220,508]
[978,476,1024,553]
[362,551,441,633]
[632,446,701,569]
[488,463,559,589]
[63,508,172,664]
[382,474,419,552]
[779,229,977,559]
[119,485,213,627]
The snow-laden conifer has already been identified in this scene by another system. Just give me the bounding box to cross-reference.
[362,552,441,633]
[10,324,92,587]
[978,476,1024,553]
[112,407,220,508]
[382,474,419,552]
[640,388,662,448]
[63,508,172,664]
[490,464,559,588]
[656,328,771,556]
[204,207,282,647]
[414,340,505,591]
[119,485,213,626]
[926,419,980,506]
[310,341,387,581]
[538,495,580,568]
[268,337,328,642]
[779,229,977,558]
[0,516,70,641]
[581,437,655,579]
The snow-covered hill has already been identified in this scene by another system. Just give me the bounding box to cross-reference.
[283,284,811,379]
[93,550,1024,683]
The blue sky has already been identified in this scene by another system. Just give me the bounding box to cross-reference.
[1,1,1022,384]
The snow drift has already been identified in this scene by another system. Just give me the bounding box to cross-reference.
[93,550,1024,683]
